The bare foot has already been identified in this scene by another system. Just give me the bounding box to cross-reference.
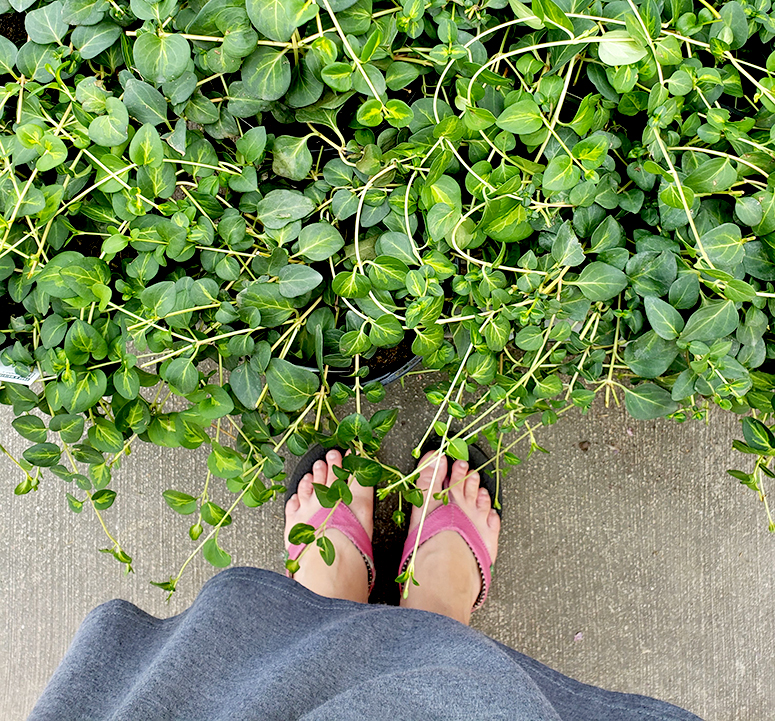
[285,449,373,603]
[399,452,500,625]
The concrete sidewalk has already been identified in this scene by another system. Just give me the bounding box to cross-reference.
[1,373,773,719]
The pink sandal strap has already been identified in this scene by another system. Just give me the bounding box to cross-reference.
[286,503,376,593]
[399,502,493,611]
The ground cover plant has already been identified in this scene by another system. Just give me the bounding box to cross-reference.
[1,0,775,593]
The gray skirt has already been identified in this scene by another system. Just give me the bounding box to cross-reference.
[28,568,701,721]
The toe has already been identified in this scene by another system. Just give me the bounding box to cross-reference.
[298,473,314,498]
[463,471,480,502]
[286,493,300,515]
[448,460,469,503]
[417,451,447,492]
[476,487,490,510]
[488,508,501,531]
[325,450,343,485]
[312,459,328,485]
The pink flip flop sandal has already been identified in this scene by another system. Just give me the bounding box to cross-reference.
[285,445,376,594]
[398,444,499,612]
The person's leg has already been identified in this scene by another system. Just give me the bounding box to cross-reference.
[285,449,373,603]
[399,451,500,625]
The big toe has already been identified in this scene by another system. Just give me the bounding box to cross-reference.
[416,450,447,492]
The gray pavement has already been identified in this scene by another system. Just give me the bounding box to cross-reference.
[1,372,773,720]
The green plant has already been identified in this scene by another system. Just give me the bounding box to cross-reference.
[2,0,775,595]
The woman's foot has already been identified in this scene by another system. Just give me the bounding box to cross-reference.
[285,449,373,603]
[399,452,500,625]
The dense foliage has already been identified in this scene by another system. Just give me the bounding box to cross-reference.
[1,0,775,590]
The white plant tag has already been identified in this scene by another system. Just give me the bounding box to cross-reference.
[0,352,39,387]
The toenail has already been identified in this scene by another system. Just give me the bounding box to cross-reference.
[327,450,338,460]
[315,460,326,468]
[458,461,468,469]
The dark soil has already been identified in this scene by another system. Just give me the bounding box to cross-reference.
[361,335,417,384]
[370,490,404,606]
[0,13,26,45]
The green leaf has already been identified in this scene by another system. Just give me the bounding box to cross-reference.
[571,135,610,170]
[256,189,315,229]
[377,232,419,265]
[724,279,756,303]
[368,256,409,291]
[321,62,353,92]
[514,326,544,351]
[92,489,116,510]
[700,223,744,267]
[36,134,67,172]
[484,315,511,352]
[679,300,738,342]
[114,365,140,400]
[659,183,695,209]
[288,522,315,545]
[533,0,574,33]
[0,36,18,76]
[207,442,244,479]
[742,416,775,452]
[194,385,234,420]
[129,123,164,167]
[237,282,295,327]
[88,418,124,453]
[683,158,737,194]
[202,537,232,568]
[316,536,336,565]
[332,271,371,299]
[623,330,678,378]
[246,0,316,42]
[667,69,693,96]
[551,221,585,266]
[242,47,292,101]
[25,1,68,44]
[162,489,197,515]
[625,383,678,419]
[164,357,199,394]
[369,314,404,347]
[72,20,121,60]
[141,281,176,317]
[133,33,190,85]
[65,320,108,361]
[272,135,312,181]
[598,31,648,65]
[495,97,544,135]
[124,79,168,126]
[357,98,383,126]
[12,415,47,443]
[386,60,421,90]
[278,264,323,298]
[446,437,469,461]
[201,501,232,527]
[572,262,628,301]
[426,202,461,241]
[23,442,61,468]
[236,126,267,163]
[66,369,108,414]
[66,493,83,513]
[230,362,263,409]
[266,358,319,411]
[296,222,345,262]
[384,99,414,128]
[626,251,677,297]
[88,96,128,147]
[50,414,85,443]
[543,154,580,192]
[644,296,685,340]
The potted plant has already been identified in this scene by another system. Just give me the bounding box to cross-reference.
[2,0,774,595]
